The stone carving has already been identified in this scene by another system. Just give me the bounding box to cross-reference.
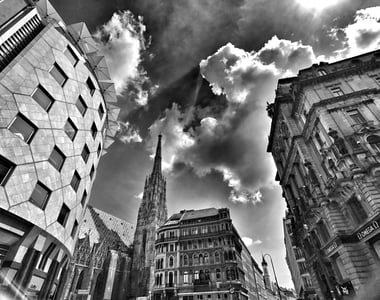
[328,128,348,155]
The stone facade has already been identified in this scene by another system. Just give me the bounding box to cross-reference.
[62,206,134,300]
[0,0,119,298]
[283,215,316,300]
[267,49,380,299]
[152,208,264,300]
[129,134,168,299]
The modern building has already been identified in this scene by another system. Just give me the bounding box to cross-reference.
[267,49,380,299]
[0,0,119,298]
[129,134,168,299]
[62,205,134,300]
[152,207,264,300]
[283,215,316,300]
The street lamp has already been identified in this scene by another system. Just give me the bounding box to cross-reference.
[263,254,282,300]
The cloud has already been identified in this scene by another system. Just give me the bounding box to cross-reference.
[94,11,150,102]
[329,6,380,57]
[116,121,143,143]
[242,237,263,247]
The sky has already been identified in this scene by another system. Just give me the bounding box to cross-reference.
[52,0,380,288]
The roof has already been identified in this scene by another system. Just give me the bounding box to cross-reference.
[78,206,135,247]
[181,208,220,220]
[0,0,27,29]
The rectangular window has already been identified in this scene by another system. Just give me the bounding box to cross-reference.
[48,147,66,171]
[50,63,68,86]
[98,104,105,120]
[75,95,87,116]
[9,114,37,144]
[330,86,344,97]
[64,46,78,66]
[86,77,96,96]
[347,108,365,124]
[184,272,189,283]
[64,118,78,141]
[81,190,87,207]
[91,122,97,139]
[70,171,81,192]
[30,181,50,209]
[0,155,15,186]
[81,144,90,163]
[32,85,54,111]
[298,261,308,274]
[318,69,327,76]
[57,203,70,226]
[348,196,367,225]
[71,220,78,238]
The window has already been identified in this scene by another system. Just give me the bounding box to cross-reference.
[70,171,81,192]
[71,220,78,238]
[170,244,174,252]
[194,254,199,265]
[318,69,327,76]
[48,147,65,171]
[347,196,367,225]
[298,261,308,274]
[38,243,56,271]
[86,77,96,95]
[204,253,209,264]
[367,135,380,153]
[0,155,15,186]
[169,256,174,267]
[375,76,380,85]
[81,190,87,207]
[9,114,37,143]
[97,144,102,156]
[32,85,54,111]
[194,270,199,280]
[57,203,70,226]
[184,271,189,283]
[50,63,67,86]
[98,104,104,119]
[91,122,97,139]
[81,144,90,163]
[75,96,87,116]
[215,252,220,263]
[64,118,77,141]
[347,109,365,124]
[90,165,95,180]
[317,222,330,244]
[330,86,344,97]
[216,268,221,280]
[64,46,78,65]
[30,181,50,209]
[183,255,188,266]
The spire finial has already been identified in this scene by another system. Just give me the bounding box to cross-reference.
[152,134,162,175]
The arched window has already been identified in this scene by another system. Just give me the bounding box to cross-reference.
[367,135,380,153]
[199,254,204,265]
[215,252,220,263]
[169,256,174,267]
[316,221,330,244]
[347,196,367,225]
[204,253,209,264]
[194,254,199,265]
[159,273,163,285]
[183,254,188,266]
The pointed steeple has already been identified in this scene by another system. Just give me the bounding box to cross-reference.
[151,134,162,175]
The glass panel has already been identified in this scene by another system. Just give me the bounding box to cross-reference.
[30,182,50,209]
[64,47,78,65]
[32,86,54,111]
[57,204,70,226]
[81,145,90,163]
[0,156,14,185]
[76,96,87,116]
[70,171,80,191]
[86,78,95,95]
[91,123,97,139]
[49,147,65,171]
[64,119,77,141]
[9,114,36,143]
[50,64,67,86]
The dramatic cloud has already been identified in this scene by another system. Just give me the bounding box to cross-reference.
[94,11,150,101]
[146,37,316,204]
[329,6,380,58]
[116,121,143,143]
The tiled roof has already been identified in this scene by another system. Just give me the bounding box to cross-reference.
[181,208,219,220]
[78,205,135,247]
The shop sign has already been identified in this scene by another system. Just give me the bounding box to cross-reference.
[335,281,355,297]
[325,239,339,255]
[357,220,380,241]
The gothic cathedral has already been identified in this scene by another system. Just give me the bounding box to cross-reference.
[129,134,168,299]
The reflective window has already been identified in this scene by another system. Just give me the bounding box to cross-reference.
[9,114,37,143]
[64,46,78,66]
[30,181,50,209]
[76,95,87,116]
[70,171,81,191]
[48,147,65,171]
[86,77,96,95]
[32,85,54,111]
[0,155,15,186]
[64,118,77,141]
[50,63,67,86]
[81,144,90,163]
[57,203,70,226]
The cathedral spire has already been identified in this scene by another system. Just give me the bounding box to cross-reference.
[152,134,162,175]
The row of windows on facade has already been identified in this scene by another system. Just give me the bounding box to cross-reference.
[181,213,229,226]
[156,237,233,254]
[181,223,232,237]
[155,267,240,286]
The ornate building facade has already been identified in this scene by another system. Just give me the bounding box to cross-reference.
[267,49,380,299]
[129,134,168,299]
[283,215,316,300]
[0,0,119,298]
[152,207,264,300]
[62,205,134,300]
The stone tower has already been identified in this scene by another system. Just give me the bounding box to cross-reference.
[262,255,271,290]
[130,134,168,299]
